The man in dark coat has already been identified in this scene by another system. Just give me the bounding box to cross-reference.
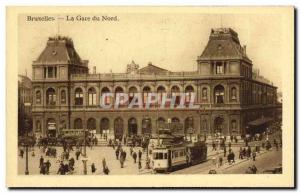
[132,152,137,163]
[75,150,81,160]
[20,149,24,158]
[45,160,51,174]
[57,162,66,175]
[39,156,44,168]
[138,150,142,161]
[91,163,96,173]
[115,149,120,160]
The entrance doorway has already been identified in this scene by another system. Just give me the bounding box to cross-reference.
[47,118,56,137]
[128,118,138,136]
[214,117,224,135]
[114,117,124,140]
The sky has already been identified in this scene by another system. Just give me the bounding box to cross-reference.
[18,12,284,91]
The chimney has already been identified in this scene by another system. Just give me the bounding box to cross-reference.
[93,66,96,74]
[243,45,247,54]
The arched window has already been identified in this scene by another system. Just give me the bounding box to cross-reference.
[214,85,225,104]
[171,85,180,105]
[142,118,152,135]
[231,87,237,101]
[46,88,56,105]
[36,90,41,104]
[88,87,97,106]
[185,86,194,103]
[157,117,166,131]
[101,87,111,105]
[87,118,96,131]
[100,118,109,134]
[115,86,125,105]
[143,86,151,105]
[114,117,124,140]
[184,117,194,134]
[128,117,138,136]
[214,117,224,134]
[61,90,66,104]
[128,86,138,104]
[75,88,83,106]
[202,87,208,101]
[171,117,180,123]
[74,118,83,130]
[157,86,166,105]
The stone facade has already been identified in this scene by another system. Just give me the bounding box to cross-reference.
[31,29,280,139]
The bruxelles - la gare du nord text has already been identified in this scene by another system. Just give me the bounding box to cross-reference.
[100,92,198,109]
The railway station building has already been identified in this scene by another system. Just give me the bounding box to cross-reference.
[31,28,281,140]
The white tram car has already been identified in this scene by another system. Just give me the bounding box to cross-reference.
[152,142,207,172]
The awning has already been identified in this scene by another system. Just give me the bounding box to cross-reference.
[248,117,273,126]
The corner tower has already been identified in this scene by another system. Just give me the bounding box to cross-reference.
[197,28,252,78]
[32,36,89,81]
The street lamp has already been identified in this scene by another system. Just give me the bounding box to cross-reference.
[23,118,31,175]
[82,108,87,175]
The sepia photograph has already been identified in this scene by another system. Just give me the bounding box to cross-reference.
[6,6,294,188]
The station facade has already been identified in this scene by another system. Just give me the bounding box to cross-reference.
[31,28,280,139]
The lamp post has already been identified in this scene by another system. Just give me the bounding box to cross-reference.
[82,108,87,175]
[24,118,30,175]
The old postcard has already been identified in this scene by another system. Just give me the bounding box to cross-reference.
[6,6,294,188]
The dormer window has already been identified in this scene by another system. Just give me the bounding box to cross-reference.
[52,50,57,55]
[216,62,224,74]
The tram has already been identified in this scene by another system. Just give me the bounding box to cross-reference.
[152,141,207,172]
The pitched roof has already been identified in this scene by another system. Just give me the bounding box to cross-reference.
[138,63,170,74]
[34,36,84,65]
[199,28,251,62]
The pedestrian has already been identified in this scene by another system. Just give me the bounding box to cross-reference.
[228,142,231,149]
[245,167,253,174]
[69,157,75,171]
[239,147,243,159]
[218,157,223,167]
[104,166,110,175]
[75,150,80,160]
[91,163,97,173]
[223,147,227,157]
[130,146,133,156]
[20,149,24,158]
[138,160,142,170]
[39,156,44,168]
[120,154,125,168]
[31,151,35,157]
[252,151,257,161]
[40,163,46,175]
[115,149,120,160]
[132,152,137,163]
[212,142,216,151]
[247,146,252,158]
[121,150,127,161]
[138,150,142,161]
[102,158,106,172]
[251,165,258,174]
[44,160,51,174]
[57,162,66,175]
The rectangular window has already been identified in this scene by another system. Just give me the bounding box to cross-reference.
[48,67,54,78]
[216,62,224,74]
